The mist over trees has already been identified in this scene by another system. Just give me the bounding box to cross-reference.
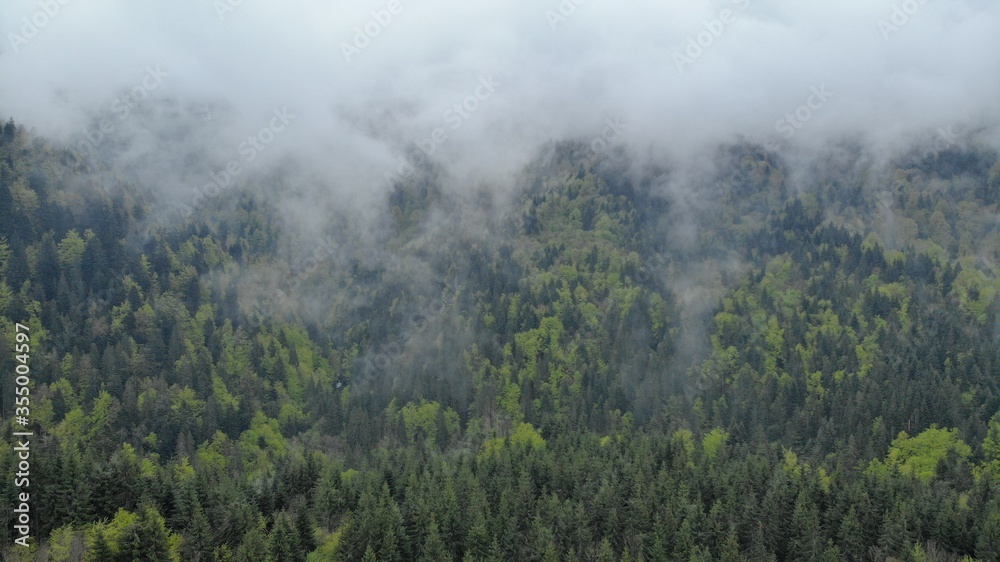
[2,0,1000,558]
[2,111,1000,560]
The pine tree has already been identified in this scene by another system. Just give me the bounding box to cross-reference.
[380,524,403,562]
[789,491,823,561]
[118,506,174,562]
[235,517,269,562]
[595,538,616,562]
[541,539,560,562]
[838,507,866,562]
[37,232,61,299]
[689,545,713,562]
[185,501,214,561]
[719,527,744,562]
[976,511,1000,561]
[2,117,16,141]
[0,190,13,243]
[87,531,114,562]
[267,512,303,562]
[419,516,450,562]
[465,508,491,559]
[821,544,844,562]
[673,518,695,560]
[294,500,316,554]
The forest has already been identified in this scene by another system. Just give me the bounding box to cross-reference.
[3,116,1000,561]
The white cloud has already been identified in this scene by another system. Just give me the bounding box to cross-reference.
[1,0,997,208]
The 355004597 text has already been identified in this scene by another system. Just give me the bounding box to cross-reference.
[12,322,32,548]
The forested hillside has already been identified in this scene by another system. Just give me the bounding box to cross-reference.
[4,118,1000,561]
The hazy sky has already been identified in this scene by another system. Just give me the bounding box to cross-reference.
[2,0,999,205]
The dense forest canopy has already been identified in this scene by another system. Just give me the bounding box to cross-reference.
[3,115,1000,561]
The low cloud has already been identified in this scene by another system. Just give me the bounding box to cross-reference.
[1,0,998,220]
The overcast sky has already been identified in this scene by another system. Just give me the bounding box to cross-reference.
[2,0,999,207]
